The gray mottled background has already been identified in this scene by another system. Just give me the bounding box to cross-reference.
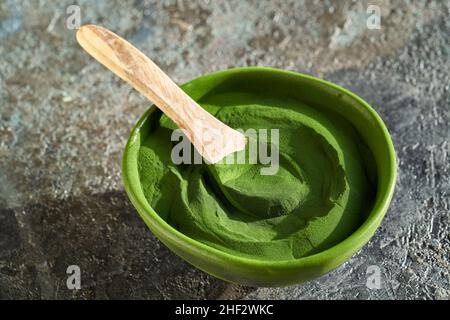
[0,0,449,299]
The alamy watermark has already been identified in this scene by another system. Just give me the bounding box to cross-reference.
[66,5,81,30]
[367,5,381,30]
[66,265,81,290]
[171,128,280,175]
[366,265,381,290]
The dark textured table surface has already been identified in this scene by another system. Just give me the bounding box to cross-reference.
[0,0,448,299]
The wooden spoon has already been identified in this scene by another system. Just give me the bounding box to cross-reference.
[76,24,246,164]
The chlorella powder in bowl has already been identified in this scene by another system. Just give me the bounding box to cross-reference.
[137,91,376,261]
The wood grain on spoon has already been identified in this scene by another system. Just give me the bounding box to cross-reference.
[76,24,246,164]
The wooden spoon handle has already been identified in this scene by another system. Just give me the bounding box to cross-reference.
[76,25,245,163]
[76,25,211,129]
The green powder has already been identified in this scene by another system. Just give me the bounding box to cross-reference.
[138,92,375,261]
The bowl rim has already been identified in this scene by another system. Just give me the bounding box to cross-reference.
[122,66,397,269]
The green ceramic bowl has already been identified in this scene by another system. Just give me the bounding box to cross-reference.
[122,67,397,287]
